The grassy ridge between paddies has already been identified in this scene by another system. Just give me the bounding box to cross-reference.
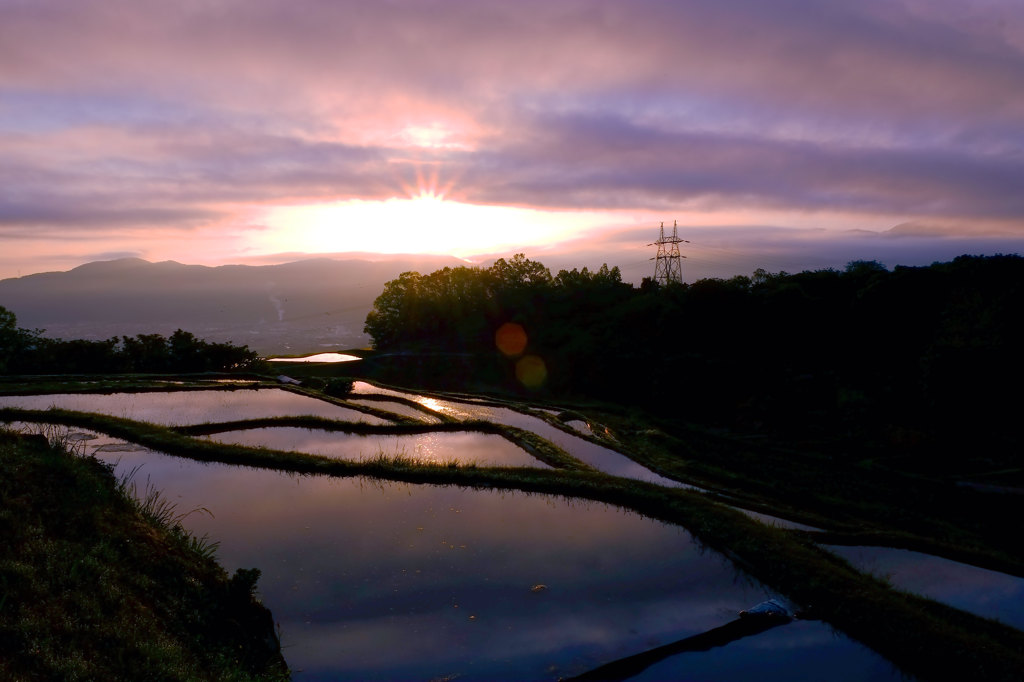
[5,408,1024,681]
[172,414,596,472]
[0,429,288,682]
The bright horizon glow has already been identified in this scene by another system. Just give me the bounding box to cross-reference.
[256,193,622,258]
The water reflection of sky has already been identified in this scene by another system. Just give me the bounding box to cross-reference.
[827,545,1024,632]
[0,389,387,426]
[266,353,361,363]
[204,427,551,468]
[83,449,899,681]
[350,382,686,487]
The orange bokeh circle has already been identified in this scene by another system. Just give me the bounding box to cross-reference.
[495,322,528,356]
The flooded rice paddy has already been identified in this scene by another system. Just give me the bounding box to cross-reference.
[266,353,362,363]
[8,383,1022,678]
[827,545,1024,631]
[0,389,387,426]
[87,448,903,681]
[0,384,687,486]
[204,427,551,468]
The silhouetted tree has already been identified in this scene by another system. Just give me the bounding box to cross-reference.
[0,309,259,375]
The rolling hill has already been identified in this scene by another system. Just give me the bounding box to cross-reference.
[0,255,466,354]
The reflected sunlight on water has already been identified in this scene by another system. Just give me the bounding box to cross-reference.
[345,398,443,424]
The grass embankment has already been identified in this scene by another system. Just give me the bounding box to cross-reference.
[0,430,288,681]
[5,408,1024,681]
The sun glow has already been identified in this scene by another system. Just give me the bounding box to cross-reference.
[257,193,610,257]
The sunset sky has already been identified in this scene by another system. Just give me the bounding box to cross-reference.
[2,0,1024,283]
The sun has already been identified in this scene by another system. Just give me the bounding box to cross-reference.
[397,191,487,250]
[406,189,448,222]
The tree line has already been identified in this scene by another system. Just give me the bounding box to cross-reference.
[364,254,626,350]
[0,308,260,374]
[363,253,1024,458]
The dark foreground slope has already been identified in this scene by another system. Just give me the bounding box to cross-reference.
[0,431,288,681]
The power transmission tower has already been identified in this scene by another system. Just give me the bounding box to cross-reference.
[649,220,688,285]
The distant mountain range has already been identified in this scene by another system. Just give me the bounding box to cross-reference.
[0,256,466,354]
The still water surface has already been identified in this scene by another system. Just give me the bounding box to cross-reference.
[0,389,387,426]
[87,448,903,681]
[827,545,1024,631]
[267,353,361,363]
[205,427,551,468]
